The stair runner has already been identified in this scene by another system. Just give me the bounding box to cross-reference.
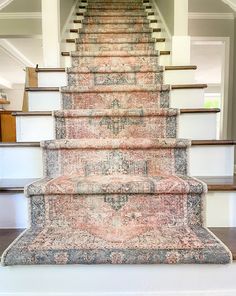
[1,0,232,265]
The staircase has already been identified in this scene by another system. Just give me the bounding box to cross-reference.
[0,0,236,293]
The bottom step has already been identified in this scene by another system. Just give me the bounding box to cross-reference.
[0,228,235,260]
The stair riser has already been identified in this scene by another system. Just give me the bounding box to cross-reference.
[85,12,148,16]
[43,148,188,177]
[84,8,146,11]
[27,89,205,111]
[0,146,234,178]
[71,56,159,69]
[159,54,171,66]
[28,193,201,236]
[28,92,61,112]
[27,90,169,111]
[0,193,27,228]
[170,89,205,108]
[77,33,153,43]
[38,72,67,87]
[61,91,169,110]
[67,72,163,87]
[178,113,217,140]
[164,70,196,84]
[0,147,43,178]
[86,6,146,10]
[86,2,146,7]
[14,113,217,142]
[37,70,196,88]
[54,115,177,139]
[76,42,155,52]
[83,16,149,24]
[1,265,236,293]
[79,23,151,33]
[189,146,235,176]
[1,191,236,229]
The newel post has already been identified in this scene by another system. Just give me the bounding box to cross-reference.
[41,0,61,67]
[171,0,191,65]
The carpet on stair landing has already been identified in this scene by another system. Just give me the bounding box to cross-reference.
[1,0,232,265]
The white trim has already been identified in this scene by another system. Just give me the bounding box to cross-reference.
[191,36,230,140]
[0,0,13,10]
[150,0,171,39]
[189,12,235,20]
[0,39,35,67]
[0,290,236,296]
[61,0,79,40]
[222,0,236,11]
[0,12,41,19]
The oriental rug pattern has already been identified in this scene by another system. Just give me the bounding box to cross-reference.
[2,0,232,265]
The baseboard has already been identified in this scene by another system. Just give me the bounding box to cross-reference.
[1,291,236,296]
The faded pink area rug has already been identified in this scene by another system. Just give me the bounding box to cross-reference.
[2,0,232,265]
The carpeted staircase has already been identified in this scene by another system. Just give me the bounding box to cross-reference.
[1,0,232,265]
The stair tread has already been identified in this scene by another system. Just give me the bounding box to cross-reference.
[0,178,38,192]
[0,228,235,260]
[165,65,197,71]
[0,99,10,104]
[67,65,163,73]
[62,51,169,56]
[25,174,207,196]
[11,108,221,117]
[71,50,159,57]
[1,176,236,192]
[0,229,25,258]
[35,65,198,73]
[1,140,235,148]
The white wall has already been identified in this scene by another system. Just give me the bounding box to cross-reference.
[3,84,24,110]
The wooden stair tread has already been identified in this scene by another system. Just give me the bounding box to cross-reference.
[0,142,40,147]
[0,99,10,104]
[11,108,221,117]
[192,140,236,146]
[0,229,25,258]
[35,68,65,72]
[165,65,197,71]
[61,51,170,56]
[25,84,209,92]
[209,228,236,260]
[0,178,38,192]
[25,87,60,91]
[1,140,235,148]
[198,176,236,191]
[172,84,207,89]
[35,66,198,73]
[0,228,235,260]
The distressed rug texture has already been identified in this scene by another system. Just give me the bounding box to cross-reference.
[2,0,232,265]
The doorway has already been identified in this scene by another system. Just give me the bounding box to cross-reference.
[191,37,230,139]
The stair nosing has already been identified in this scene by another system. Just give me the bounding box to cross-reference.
[1,177,236,192]
[35,65,198,73]
[25,84,208,92]
[1,140,235,147]
[11,109,221,117]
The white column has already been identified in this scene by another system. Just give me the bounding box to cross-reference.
[171,0,191,65]
[41,0,61,67]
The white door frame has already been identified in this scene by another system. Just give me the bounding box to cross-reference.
[191,36,230,140]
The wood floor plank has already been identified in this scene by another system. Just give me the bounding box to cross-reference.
[0,229,25,257]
